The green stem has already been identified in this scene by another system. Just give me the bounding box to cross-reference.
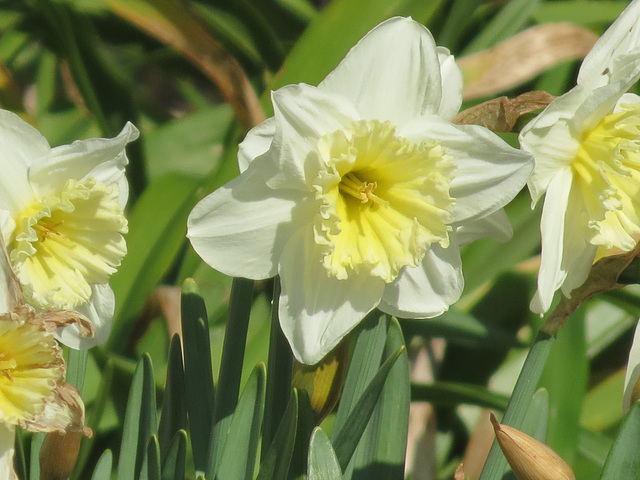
[207,277,254,478]
[262,278,293,459]
[478,330,555,480]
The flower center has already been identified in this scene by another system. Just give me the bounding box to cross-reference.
[9,177,128,311]
[0,317,63,426]
[313,120,455,283]
[571,102,640,251]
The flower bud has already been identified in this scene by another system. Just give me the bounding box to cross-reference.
[39,431,83,480]
[490,413,575,480]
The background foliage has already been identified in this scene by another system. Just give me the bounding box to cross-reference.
[1,0,639,479]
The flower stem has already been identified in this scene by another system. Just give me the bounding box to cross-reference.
[262,278,293,459]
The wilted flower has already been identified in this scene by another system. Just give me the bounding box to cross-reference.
[0,110,139,348]
[0,234,91,479]
[519,0,640,313]
[188,17,533,364]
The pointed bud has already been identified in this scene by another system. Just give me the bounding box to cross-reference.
[39,431,83,480]
[490,413,575,480]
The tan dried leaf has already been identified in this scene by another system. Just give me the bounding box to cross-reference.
[453,91,555,132]
[459,23,598,100]
[490,413,575,480]
[454,463,467,480]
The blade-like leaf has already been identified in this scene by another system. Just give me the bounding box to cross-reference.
[90,450,113,480]
[216,363,267,480]
[158,335,188,459]
[161,431,187,480]
[308,428,342,480]
[140,435,161,480]
[117,354,158,480]
[600,402,640,480]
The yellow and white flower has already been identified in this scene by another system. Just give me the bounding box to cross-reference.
[520,0,640,313]
[0,234,91,479]
[0,110,139,348]
[188,17,533,364]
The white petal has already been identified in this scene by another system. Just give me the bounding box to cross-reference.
[265,84,359,190]
[0,425,17,480]
[402,117,533,224]
[615,92,640,111]
[379,237,463,319]
[29,122,139,204]
[455,209,513,246]
[0,110,49,214]
[57,284,114,349]
[188,162,312,280]
[624,319,640,412]
[530,167,597,314]
[436,46,464,120]
[578,0,640,87]
[319,17,445,127]
[278,226,385,365]
[238,118,275,173]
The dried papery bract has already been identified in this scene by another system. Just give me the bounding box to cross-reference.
[490,413,575,480]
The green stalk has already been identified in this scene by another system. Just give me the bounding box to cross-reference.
[262,278,293,459]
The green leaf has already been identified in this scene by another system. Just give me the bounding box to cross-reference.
[256,390,299,480]
[90,450,113,480]
[29,434,45,480]
[66,348,88,394]
[181,280,215,473]
[308,428,342,480]
[332,345,405,471]
[263,279,293,456]
[208,277,254,478]
[346,318,409,480]
[161,431,187,480]
[533,1,627,27]
[600,402,640,479]
[158,335,188,459]
[539,308,588,461]
[216,363,267,480]
[400,309,520,349]
[117,354,158,480]
[411,381,509,410]
[140,435,161,480]
[333,311,388,436]
[109,174,201,352]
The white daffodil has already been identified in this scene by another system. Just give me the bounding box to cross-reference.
[624,319,640,412]
[0,234,91,479]
[188,17,533,364]
[0,110,139,348]
[520,0,640,314]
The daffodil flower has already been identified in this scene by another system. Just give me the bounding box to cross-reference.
[520,0,640,313]
[188,17,533,364]
[0,110,139,348]
[0,234,91,479]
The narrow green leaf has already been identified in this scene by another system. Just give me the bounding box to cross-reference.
[109,174,201,352]
[117,354,158,480]
[478,331,555,480]
[600,402,640,480]
[90,450,113,480]
[14,431,26,480]
[347,318,409,480]
[161,431,187,480]
[66,348,88,394]
[216,363,267,480]
[533,1,627,26]
[411,381,509,410]
[263,279,293,457]
[181,280,215,473]
[29,434,45,480]
[140,435,161,480]
[256,390,299,480]
[333,311,388,436]
[208,277,254,478]
[463,0,539,54]
[332,345,405,471]
[539,309,588,461]
[400,309,520,349]
[158,335,188,459]
[308,428,342,480]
